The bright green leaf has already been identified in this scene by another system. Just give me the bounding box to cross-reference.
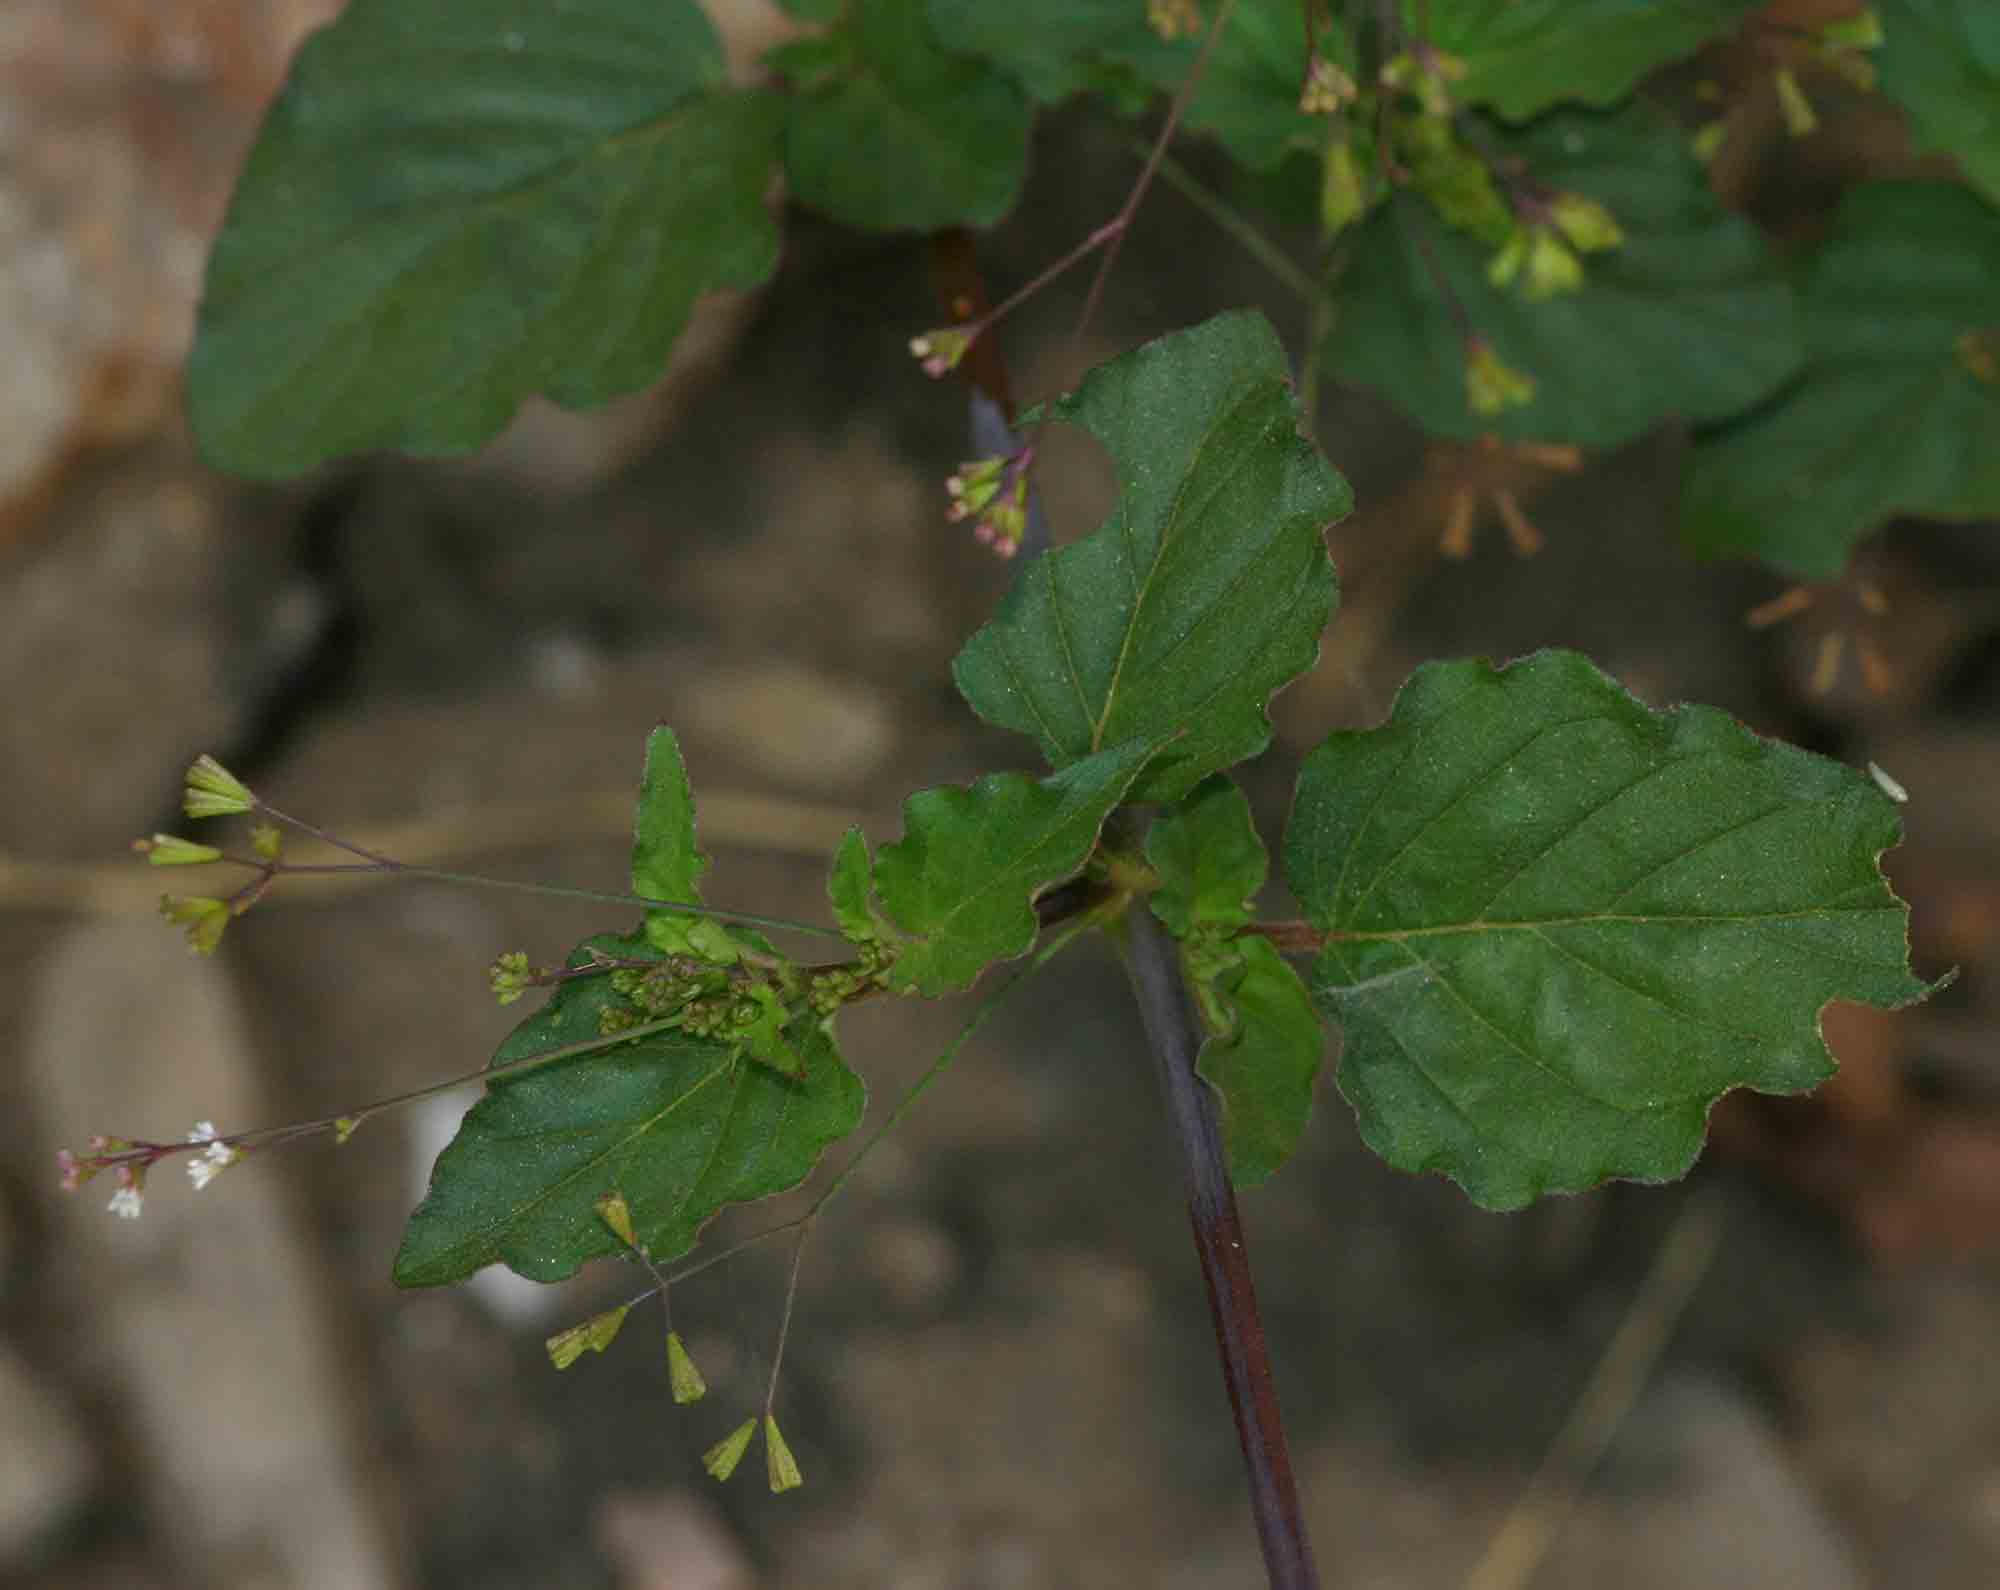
[827,827,892,946]
[188,0,780,478]
[1877,0,2000,205]
[1414,1,1759,122]
[629,726,742,964]
[954,311,1347,803]
[1147,775,1266,937]
[873,739,1155,994]
[394,933,864,1286]
[1282,651,1930,1211]
[632,726,709,911]
[1325,103,1801,446]
[783,0,1030,229]
[1680,181,2000,575]
[1194,936,1325,1186]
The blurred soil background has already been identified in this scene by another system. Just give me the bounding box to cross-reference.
[4,2,2000,1587]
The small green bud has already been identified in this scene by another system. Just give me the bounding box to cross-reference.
[159,894,230,955]
[596,1190,639,1250]
[1465,340,1536,416]
[1818,9,1883,50]
[250,824,284,861]
[182,755,255,819]
[1320,140,1368,237]
[546,1305,632,1370]
[490,950,533,1006]
[667,1331,707,1405]
[1691,119,1729,164]
[135,834,223,867]
[1548,192,1622,253]
[1773,68,1816,138]
[703,1419,757,1482]
[765,1415,803,1493]
[1522,228,1583,301]
[333,1116,361,1144]
[1486,228,1528,289]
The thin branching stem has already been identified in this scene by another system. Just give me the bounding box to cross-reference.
[1074,0,1242,344]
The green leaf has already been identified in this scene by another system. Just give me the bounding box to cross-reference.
[1282,650,1930,1211]
[827,827,894,946]
[188,0,781,479]
[632,726,708,910]
[930,0,1340,169]
[1146,774,1266,937]
[954,310,1347,803]
[1681,181,2000,575]
[1194,937,1326,1186]
[394,933,864,1286]
[924,0,1157,103]
[1415,1,1759,121]
[629,726,741,964]
[783,0,1030,229]
[872,739,1155,994]
[1324,103,1802,446]
[1147,777,1326,1183]
[1878,0,2000,205]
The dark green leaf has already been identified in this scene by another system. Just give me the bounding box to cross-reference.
[783,0,1030,229]
[1680,181,2000,575]
[1194,937,1325,1186]
[1282,650,1929,1210]
[1416,1,1759,121]
[189,0,780,478]
[924,0,1159,103]
[954,311,1347,803]
[873,739,1155,994]
[1878,0,2000,205]
[395,933,864,1286]
[931,0,1339,169]
[1325,103,1801,446]
[1147,774,1266,937]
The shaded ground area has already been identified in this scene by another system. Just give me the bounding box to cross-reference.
[5,6,2000,1587]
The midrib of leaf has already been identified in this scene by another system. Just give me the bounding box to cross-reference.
[437,1048,739,1266]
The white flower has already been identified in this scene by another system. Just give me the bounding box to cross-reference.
[108,1185,145,1219]
[185,1124,239,1191]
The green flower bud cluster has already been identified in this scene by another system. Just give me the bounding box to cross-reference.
[805,943,893,1016]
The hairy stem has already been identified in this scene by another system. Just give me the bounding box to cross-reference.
[1120,899,1320,1589]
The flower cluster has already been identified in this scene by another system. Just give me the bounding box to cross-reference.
[908,324,975,379]
[184,1121,242,1191]
[55,1119,243,1218]
[1487,192,1623,304]
[945,448,1033,558]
